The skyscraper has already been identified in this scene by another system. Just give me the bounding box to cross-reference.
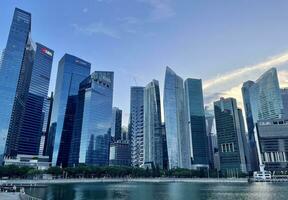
[214,97,248,176]
[111,107,122,142]
[184,78,209,169]
[143,80,163,169]
[49,54,91,167]
[281,88,288,118]
[164,67,191,169]
[242,68,283,171]
[69,71,114,166]
[17,43,54,156]
[0,8,31,160]
[129,87,145,167]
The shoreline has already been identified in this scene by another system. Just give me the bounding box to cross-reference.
[0,178,248,185]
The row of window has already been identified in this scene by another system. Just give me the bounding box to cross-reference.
[221,143,235,153]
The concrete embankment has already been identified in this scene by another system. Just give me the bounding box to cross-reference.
[1,178,248,186]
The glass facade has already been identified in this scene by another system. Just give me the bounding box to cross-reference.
[0,8,31,160]
[281,88,288,118]
[111,107,122,142]
[129,87,145,167]
[143,80,163,169]
[17,43,53,155]
[69,71,114,166]
[214,98,247,176]
[164,67,191,169]
[50,54,91,167]
[184,78,209,169]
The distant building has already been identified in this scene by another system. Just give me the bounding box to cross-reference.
[164,67,191,169]
[109,140,131,166]
[214,98,248,176]
[205,108,220,170]
[69,71,114,166]
[111,107,122,142]
[129,87,145,167]
[0,8,32,160]
[4,155,50,170]
[43,93,54,158]
[161,123,169,170]
[49,54,91,167]
[256,119,288,171]
[281,88,288,118]
[185,78,209,169]
[143,80,163,169]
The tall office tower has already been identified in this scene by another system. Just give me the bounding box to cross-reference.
[121,127,129,141]
[161,123,169,170]
[256,119,288,172]
[143,80,163,169]
[0,8,32,160]
[43,93,54,157]
[17,43,53,156]
[205,108,219,170]
[111,107,122,142]
[69,71,114,166]
[49,54,91,167]
[184,78,209,169]
[214,98,247,176]
[164,67,191,169]
[281,88,288,118]
[242,68,283,170]
[129,87,145,167]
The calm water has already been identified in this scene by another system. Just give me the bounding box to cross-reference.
[26,182,288,200]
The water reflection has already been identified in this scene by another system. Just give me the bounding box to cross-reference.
[27,182,288,200]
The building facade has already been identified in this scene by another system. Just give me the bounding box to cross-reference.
[164,67,191,169]
[281,88,288,118]
[109,140,131,166]
[256,119,288,171]
[0,8,32,160]
[214,98,248,176]
[129,87,145,167]
[69,71,114,166]
[143,80,163,169]
[49,54,91,167]
[185,78,209,169]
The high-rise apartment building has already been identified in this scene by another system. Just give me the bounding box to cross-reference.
[214,98,248,176]
[129,87,145,167]
[0,8,32,160]
[69,71,114,166]
[185,78,209,169]
[49,54,91,167]
[143,80,163,169]
[111,107,122,142]
[164,67,191,169]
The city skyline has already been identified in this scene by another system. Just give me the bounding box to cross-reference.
[2,1,288,125]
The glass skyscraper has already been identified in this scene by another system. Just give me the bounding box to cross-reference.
[0,8,31,160]
[184,78,209,169]
[69,71,114,166]
[214,98,248,176]
[143,80,163,169]
[281,88,288,118]
[111,107,122,142]
[49,54,91,167]
[17,43,54,156]
[164,67,191,169]
[129,86,145,167]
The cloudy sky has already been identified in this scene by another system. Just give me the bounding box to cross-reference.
[1,0,288,125]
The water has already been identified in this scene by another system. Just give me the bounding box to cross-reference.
[26,182,288,200]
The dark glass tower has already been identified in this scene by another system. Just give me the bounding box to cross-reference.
[17,43,54,155]
[69,71,114,166]
[111,107,122,141]
[184,78,209,169]
[143,80,163,169]
[129,87,145,167]
[0,8,32,159]
[49,54,91,167]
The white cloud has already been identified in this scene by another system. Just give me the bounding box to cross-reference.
[72,23,120,39]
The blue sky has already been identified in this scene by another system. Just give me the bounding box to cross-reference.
[1,0,288,125]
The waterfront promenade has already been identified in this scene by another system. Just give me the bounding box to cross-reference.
[0,178,248,186]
